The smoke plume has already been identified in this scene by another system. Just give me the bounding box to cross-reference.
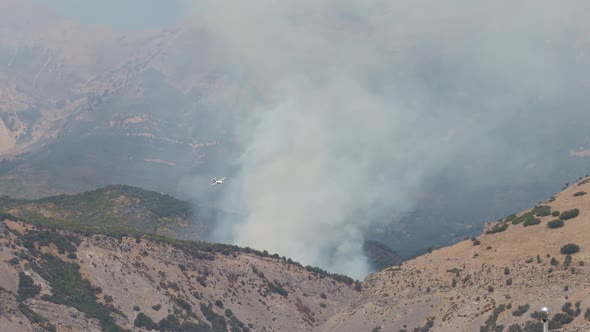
[186,0,590,278]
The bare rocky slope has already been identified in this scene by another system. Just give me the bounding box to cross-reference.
[0,217,361,332]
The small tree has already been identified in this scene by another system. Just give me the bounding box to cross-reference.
[561,244,580,255]
[134,312,157,330]
[547,219,564,229]
[560,209,580,221]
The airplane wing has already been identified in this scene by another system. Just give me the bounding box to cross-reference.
[210,182,217,186]
[211,177,217,182]
[220,177,226,181]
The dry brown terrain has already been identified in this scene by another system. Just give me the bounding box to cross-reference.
[321,178,590,332]
[0,218,360,332]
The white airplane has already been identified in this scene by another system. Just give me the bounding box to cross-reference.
[210,177,226,186]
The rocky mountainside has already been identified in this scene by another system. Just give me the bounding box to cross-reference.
[0,0,252,198]
[0,216,361,332]
[321,177,590,332]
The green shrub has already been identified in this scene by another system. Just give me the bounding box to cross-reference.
[549,312,573,329]
[512,304,529,316]
[573,191,587,197]
[134,312,157,330]
[552,211,560,217]
[561,244,580,255]
[18,303,56,331]
[473,240,481,246]
[179,322,212,331]
[268,280,289,297]
[512,212,538,225]
[533,205,551,217]
[17,272,41,302]
[564,255,573,268]
[22,231,77,255]
[30,253,126,332]
[523,218,541,227]
[486,223,509,234]
[562,302,575,316]
[200,303,227,331]
[547,219,564,229]
[508,323,522,332]
[505,214,517,222]
[354,280,362,292]
[560,209,580,221]
[158,314,180,331]
[530,310,547,320]
[174,298,191,312]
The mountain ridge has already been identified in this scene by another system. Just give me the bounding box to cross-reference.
[322,176,590,331]
[2,177,590,331]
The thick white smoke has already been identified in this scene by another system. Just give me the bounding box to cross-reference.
[185,0,590,278]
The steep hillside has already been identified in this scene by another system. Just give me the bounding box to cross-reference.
[0,216,361,332]
[0,185,205,240]
[0,185,402,273]
[322,176,590,332]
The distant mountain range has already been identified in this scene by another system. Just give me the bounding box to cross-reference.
[2,0,590,261]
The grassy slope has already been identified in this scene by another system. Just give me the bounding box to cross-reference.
[0,186,359,286]
[0,185,205,238]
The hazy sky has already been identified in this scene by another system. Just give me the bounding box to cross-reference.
[32,0,192,29]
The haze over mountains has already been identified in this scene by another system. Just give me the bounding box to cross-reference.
[3,0,590,277]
